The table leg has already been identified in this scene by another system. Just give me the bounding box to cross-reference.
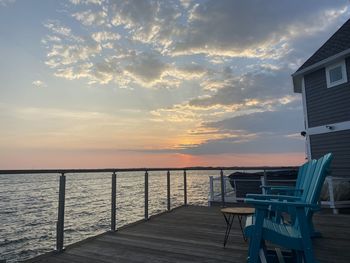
[237,215,247,242]
[223,213,235,247]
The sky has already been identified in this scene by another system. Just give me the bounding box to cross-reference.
[0,0,349,169]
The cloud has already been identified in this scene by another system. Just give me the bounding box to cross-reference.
[148,62,305,126]
[91,31,120,42]
[147,63,305,155]
[170,63,208,79]
[32,80,47,88]
[54,63,92,80]
[69,0,103,5]
[44,21,73,38]
[170,0,349,58]
[46,42,102,66]
[41,0,341,156]
[88,59,121,84]
[189,65,296,109]
[41,0,349,91]
[4,0,350,168]
[206,106,304,135]
[110,0,182,46]
[125,52,168,84]
[0,0,15,7]
[37,0,347,158]
[146,106,305,155]
[176,133,305,155]
[105,0,347,60]
[72,9,108,26]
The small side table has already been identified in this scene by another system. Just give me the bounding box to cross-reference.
[221,207,255,247]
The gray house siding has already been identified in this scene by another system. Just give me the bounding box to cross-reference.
[304,57,350,128]
[310,130,350,177]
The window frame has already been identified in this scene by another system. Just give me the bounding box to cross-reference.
[326,60,348,88]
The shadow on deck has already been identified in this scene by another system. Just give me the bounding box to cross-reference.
[26,206,350,263]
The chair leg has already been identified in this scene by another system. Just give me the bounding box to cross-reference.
[247,210,265,263]
[294,250,303,263]
[308,216,322,238]
[302,235,316,261]
[310,231,322,238]
[303,246,315,263]
[297,208,316,263]
[248,237,261,263]
[259,248,268,263]
[247,226,263,263]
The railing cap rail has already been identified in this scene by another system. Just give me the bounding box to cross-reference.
[0,166,299,175]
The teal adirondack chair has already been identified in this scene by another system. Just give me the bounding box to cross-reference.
[246,159,321,236]
[249,159,317,200]
[244,153,333,263]
[261,161,314,196]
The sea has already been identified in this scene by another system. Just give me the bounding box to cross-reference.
[0,170,229,262]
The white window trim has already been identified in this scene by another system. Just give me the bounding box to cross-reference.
[326,60,348,88]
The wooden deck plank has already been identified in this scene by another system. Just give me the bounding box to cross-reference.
[26,206,350,263]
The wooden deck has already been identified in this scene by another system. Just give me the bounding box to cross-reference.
[27,206,350,263]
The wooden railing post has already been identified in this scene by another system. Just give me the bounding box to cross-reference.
[144,171,149,220]
[56,173,66,252]
[111,172,117,231]
[167,170,171,211]
[183,170,187,206]
[220,169,225,207]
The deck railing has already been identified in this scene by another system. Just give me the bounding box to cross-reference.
[208,174,349,214]
[208,175,297,204]
[0,166,297,255]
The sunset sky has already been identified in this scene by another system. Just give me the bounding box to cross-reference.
[0,0,349,169]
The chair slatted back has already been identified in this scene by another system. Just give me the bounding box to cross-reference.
[295,162,307,189]
[308,153,333,205]
[298,159,317,201]
[295,160,316,197]
[300,153,333,218]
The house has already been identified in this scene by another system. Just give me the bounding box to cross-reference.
[292,18,350,180]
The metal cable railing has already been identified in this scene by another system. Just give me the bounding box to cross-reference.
[0,165,297,260]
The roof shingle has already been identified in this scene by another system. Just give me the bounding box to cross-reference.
[296,19,350,73]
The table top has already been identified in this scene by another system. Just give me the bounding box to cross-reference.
[221,207,255,215]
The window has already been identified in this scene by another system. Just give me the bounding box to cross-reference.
[326,60,348,88]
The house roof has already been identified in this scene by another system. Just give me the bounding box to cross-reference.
[292,19,350,93]
[295,18,350,73]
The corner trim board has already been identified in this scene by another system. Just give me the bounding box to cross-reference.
[301,77,311,159]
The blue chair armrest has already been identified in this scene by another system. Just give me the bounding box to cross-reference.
[260,185,291,189]
[244,198,319,209]
[261,186,303,196]
[268,187,303,196]
[246,193,301,202]
[270,187,302,192]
